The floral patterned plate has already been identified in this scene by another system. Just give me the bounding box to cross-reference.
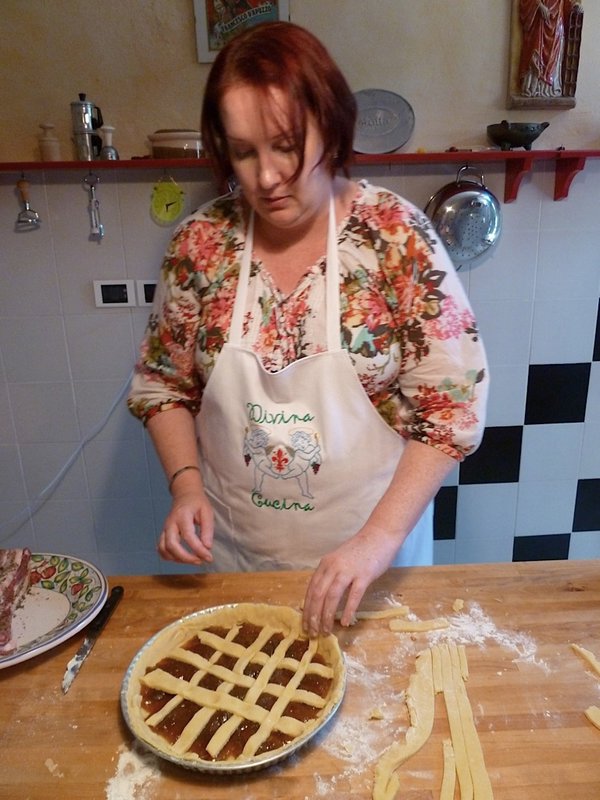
[0,553,107,669]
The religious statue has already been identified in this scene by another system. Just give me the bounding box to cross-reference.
[509,0,583,107]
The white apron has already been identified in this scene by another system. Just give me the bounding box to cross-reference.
[196,197,432,571]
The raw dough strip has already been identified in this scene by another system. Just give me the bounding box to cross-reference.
[440,738,456,800]
[584,706,600,730]
[372,644,493,800]
[447,644,493,799]
[389,617,449,633]
[571,644,600,678]
[439,643,473,800]
[354,607,410,619]
[372,648,435,800]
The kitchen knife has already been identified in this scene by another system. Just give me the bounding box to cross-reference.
[61,585,124,694]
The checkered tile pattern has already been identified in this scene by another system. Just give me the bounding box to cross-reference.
[434,299,600,564]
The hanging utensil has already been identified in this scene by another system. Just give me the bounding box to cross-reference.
[83,172,104,241]
[15,178,41,231]
[424,165,502,267]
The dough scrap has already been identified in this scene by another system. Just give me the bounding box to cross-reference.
[372,649,435,800]
[584,706,600,730]
[571,644,600,678]
[452,598,465,612]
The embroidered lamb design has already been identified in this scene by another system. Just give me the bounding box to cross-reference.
[243,427,321,499]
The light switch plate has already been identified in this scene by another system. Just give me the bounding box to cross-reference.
[136,280,157,307]
[93,280,136,307]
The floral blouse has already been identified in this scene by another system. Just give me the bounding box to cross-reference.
[128,181,488,461]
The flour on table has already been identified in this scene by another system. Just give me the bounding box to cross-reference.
[312,650,405,795]
[423,602,547,670]
[105,742,161,800]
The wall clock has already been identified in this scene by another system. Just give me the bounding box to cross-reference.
[150,176,185,226]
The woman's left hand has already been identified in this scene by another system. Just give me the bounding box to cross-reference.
[302,526,402,637]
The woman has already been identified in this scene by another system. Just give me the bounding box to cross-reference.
[128,22,488,636]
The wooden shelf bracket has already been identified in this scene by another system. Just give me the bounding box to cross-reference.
[554,155,586,200]
[504,156,534,203]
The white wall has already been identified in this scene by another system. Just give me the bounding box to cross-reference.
[2,1,600,161]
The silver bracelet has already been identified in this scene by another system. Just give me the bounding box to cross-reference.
[168,465,200,493]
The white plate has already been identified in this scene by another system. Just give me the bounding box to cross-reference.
[353,89,415,153]
[0,553,108,669]
[121,603,346,774]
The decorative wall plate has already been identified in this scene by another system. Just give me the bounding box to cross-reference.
[353,89,415,154]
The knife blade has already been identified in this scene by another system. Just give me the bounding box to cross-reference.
[61,584,124,694]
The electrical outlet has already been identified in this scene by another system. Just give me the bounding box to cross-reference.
[136,280,157,307]
[93,280,136,308]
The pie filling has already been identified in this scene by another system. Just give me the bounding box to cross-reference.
[127,605,344,765]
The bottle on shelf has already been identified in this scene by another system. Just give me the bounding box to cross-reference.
[99,125,120,160]
[38,123,61,161]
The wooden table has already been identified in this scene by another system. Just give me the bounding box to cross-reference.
[1,561,599,799]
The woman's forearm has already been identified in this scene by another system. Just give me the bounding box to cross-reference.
[364,438,457,547]
[146,407,204,494]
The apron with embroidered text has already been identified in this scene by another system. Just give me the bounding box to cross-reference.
[196,197,432,571]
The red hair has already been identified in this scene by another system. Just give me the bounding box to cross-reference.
[201,22,356,185]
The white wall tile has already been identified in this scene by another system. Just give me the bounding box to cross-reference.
[31,499,97,555]
[9,382,80,443]
[485,363,528,427]
[0,444,27,502]
[520,424,583,482]
[0,316,70,382]
[530,296,597,363]
[84,437,150,498]
[0,383,16,444]
[455,484,518,563]
[469,228,538,304]
[580,423,600,479]
[20,444,88,502]
[64,313,136,381]
[471,299,533,366]
[91,498,155,551]
[535,229,600,300]
[73,378,140,442]
[515,480,578,535]
[569,531,600,560]
[0,235,61,316]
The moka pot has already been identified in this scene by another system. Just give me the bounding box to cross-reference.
[71,93,104,160]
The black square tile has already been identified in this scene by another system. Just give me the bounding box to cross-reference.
[594,298,600,361]
[459,426,522,484]
[573,478,600,531]
[434,486,457,540]
[512,534,571,561]
[525,363,591,424]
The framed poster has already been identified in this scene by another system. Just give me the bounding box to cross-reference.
[507,0,583,109]
[194,0,290,63]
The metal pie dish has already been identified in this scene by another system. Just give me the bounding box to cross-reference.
[353,89,415,153]
[121,603,346,774]
[424,166,502,265]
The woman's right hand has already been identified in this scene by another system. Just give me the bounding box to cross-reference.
[158,487,215,565]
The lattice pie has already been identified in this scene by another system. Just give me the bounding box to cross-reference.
[123,603,345,768]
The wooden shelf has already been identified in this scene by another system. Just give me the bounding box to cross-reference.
[2,149,599,202]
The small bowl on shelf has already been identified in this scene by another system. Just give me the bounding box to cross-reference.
[487,120,549,151]
[148,129,203,159]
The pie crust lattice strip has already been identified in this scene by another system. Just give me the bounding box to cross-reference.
[121,603,346,773]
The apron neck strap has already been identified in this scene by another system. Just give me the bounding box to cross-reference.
[229,193,340,351]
